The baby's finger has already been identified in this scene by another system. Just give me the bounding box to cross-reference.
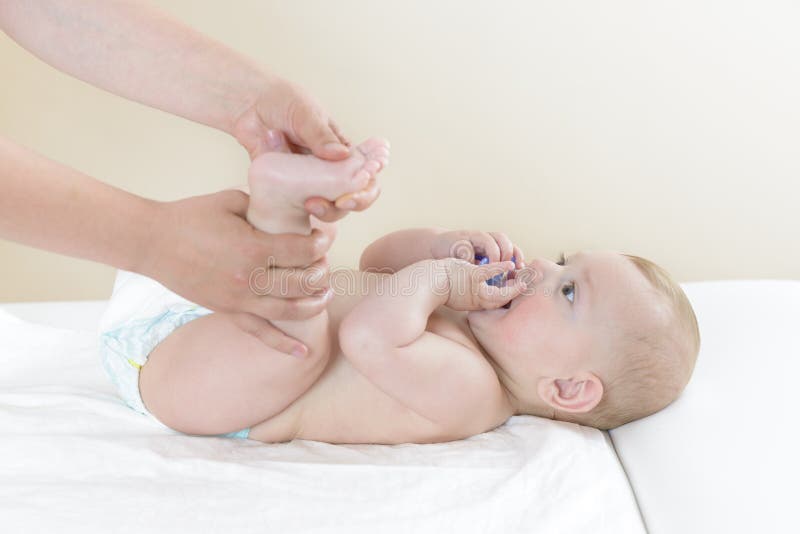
[512,244,525,269]
[473,260,515,282]
[489,232,515,262]
[471,232,502,263]
[479,279,527,308]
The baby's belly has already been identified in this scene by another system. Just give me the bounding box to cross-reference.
[247,351,456,445]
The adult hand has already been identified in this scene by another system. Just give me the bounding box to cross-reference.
[246,127,383,223]
[140,189,334,352]
[232,77,351,162]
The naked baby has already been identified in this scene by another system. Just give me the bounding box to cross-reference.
[100,139,700,443]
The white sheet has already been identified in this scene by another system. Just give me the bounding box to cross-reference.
[0,303,644,533]
[610,280,800,534]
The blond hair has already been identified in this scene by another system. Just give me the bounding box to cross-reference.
[558,254,700,430]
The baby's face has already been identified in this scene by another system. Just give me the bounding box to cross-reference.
[468,250,659,394]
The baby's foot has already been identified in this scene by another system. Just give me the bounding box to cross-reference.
[247,138,390,234]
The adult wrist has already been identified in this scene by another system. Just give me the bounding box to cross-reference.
[226,67,277,140]
[116,196,165,276]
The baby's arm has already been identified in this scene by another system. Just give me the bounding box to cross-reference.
[339,258,523,431]
[360,228,524,273]
[359,228,448,273]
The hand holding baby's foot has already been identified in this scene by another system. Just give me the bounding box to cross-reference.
[247,138,390,234]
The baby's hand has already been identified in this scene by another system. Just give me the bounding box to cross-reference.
[431,230,525,269]
[441,259,526,312]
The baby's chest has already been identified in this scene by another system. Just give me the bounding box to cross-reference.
[296,305,503,444]
[297,352,464,444]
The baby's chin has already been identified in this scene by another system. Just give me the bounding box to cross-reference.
[466,308,508,341]
[467,306,510,321]
[467,311,519,366]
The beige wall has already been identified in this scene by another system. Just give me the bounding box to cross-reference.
[1,1,798,302]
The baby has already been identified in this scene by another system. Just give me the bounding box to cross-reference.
[100,139,700,443]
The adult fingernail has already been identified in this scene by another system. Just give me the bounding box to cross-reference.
[291,344,308,358]
[312,283,330,295]
[341,199,356,210]
[324,142,348,154]
[318,288,333,301]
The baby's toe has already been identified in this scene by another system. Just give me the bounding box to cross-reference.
[367,147,390,170]
[369,146,390,159]
[352,168,372,187]
[363,159,381,176]
[357,137,390,155]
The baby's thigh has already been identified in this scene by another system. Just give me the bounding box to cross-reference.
[139,312,329,436]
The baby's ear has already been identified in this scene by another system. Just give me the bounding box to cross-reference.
[537,373,604,414]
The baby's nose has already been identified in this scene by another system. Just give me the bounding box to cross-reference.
[514,260,549,287]
[526,258,558,279]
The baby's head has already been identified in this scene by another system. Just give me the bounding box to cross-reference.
[467,251,699,430]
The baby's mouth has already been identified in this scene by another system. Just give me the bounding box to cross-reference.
[501,269,516,308]
[485,265,520,309]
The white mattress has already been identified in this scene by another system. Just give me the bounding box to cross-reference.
[0,301,644,533]
[610,280,800,534]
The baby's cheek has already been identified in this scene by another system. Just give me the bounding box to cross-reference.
[507,303,541,338]
[507,311,557,355]
[501,318,537,349]
[492,330,516,350]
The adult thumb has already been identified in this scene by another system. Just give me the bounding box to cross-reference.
[265,129,291,153]
[299,112,350,161]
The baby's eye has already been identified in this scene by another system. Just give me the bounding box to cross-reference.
[561,281,575,303]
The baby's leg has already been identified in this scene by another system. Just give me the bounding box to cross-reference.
[245,137,390,351]
[139,140,390,437]
[139,311,331,435]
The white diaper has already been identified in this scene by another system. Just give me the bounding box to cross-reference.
[98,271,249,439]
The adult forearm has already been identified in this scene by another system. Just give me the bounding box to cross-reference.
[0,0,268,135]
[0,136,155,272]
